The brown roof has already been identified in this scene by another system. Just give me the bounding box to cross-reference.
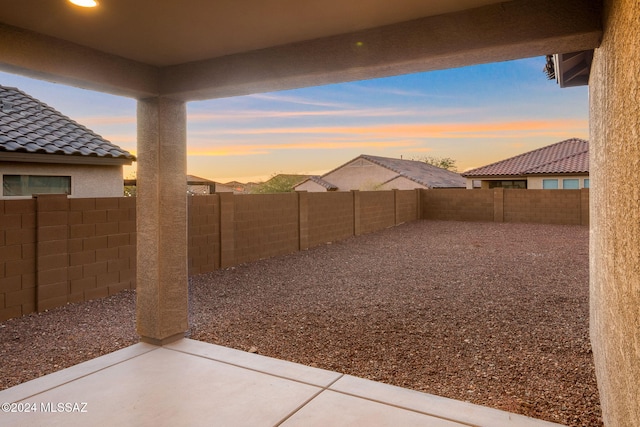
[359,154,465,188]
[461,138,588,177]
[0,85,135,164]
[309,154,465,189]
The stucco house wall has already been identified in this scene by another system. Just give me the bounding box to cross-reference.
[322,158,398,191]
[295,180,328,192]
[1,163,125,199]
[377,175,427,191]
[589,0,640,423]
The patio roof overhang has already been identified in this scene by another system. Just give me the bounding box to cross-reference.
[0,0,602,101]
[554,50,594,87]
[0,0,605,357]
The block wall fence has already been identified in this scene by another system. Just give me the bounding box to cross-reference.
[1,188,587,321]
[422,188,589,226]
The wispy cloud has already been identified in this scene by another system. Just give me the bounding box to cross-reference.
[185,118,587,157]
[198,119,587,138]
[348,84,458,100]
[187,105,477,122]
[187,139,421,157]
[188,108,406,121]
[245,93,349,109]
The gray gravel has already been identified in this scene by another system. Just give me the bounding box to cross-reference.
[0,220,600,426]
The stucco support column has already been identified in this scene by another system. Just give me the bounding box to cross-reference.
[589,0,640,425]
[136,97,188,344]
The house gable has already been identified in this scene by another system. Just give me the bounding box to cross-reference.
[0,85,136,198]
[323,157,397,191]
[314,154,465,191]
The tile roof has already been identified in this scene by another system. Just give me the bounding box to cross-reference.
[359,154,466,188]
[461,138,588,177]
[0,85,135,163]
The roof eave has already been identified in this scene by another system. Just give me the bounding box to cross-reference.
[0,152,134,166]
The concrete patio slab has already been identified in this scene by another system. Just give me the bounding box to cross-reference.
[164,338,341,387]
[281,390,465,427]
[0,338,565,427]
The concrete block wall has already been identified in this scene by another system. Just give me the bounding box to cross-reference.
[395,189,420,224]
[580,188,589,226]
[0,195,136,321]
[421,188,589,225]
[422,189,494,221]
[36,194,71,312]
[3,188,590,321]
[358,191,396,235]
[68,197,136,303]
[307,192,354,247]
[188,195,220,275]
[503,189,585,225]
[0,199,36,321]
[233,193,300,265]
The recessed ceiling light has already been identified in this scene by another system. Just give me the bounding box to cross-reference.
[68,0,98,7]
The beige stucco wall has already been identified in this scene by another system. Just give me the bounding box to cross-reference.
[377,175,427,191]
[0,163,124,199]
[295,180,327,192]
[136,97,188,344]
[589,0,640,426]
[323,158,399,191]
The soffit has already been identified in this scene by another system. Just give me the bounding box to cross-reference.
[0,0,505,67]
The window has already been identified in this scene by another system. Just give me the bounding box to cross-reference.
[543,179,558,189]
[487,180,527,189]
[563,179,579,189]
[584,179,590,188]
[3,175,71,196]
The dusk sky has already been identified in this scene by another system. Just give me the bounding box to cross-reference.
[0,56,588,183]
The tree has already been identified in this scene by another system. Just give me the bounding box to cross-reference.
[414,156,458,172]
[250,173,307,194]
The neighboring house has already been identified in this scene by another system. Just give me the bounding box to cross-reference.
[294,154,465,192]
[461,138,589,190]
[186,175,235,195]
[224,180,260,194]
[295,176,339,192]
[0,85,135,199]
[123,175,237,195]
[252,174,312,193]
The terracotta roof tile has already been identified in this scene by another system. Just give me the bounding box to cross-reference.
[0,85,135,163]
[461,138,588,177]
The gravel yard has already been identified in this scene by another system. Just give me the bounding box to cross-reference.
[0,220,600,426]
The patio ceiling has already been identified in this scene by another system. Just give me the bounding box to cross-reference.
[0,0,601,100]
[1,0,509,67]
